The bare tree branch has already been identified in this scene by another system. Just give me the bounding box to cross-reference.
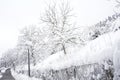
[116,0,120,4]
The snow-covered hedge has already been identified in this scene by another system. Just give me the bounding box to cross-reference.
[16,30,120,80]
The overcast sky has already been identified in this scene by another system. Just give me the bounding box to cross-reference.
[0,0,116,57]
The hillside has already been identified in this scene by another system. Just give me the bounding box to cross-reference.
[12,14,120,80]
[29,29,118,80]
[35,30,119,70]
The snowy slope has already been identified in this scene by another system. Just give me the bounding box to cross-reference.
[35,30,120,71]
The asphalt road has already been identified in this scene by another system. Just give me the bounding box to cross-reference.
[0,68,15,80]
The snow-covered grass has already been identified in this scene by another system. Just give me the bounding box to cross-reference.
[11,70,41,80]
[34,30,120,71]
[15,64,35,72]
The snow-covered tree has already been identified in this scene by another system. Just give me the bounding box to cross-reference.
[17,25,40,65]
[41,1,83,54]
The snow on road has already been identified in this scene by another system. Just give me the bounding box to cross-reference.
[0,68,15,80]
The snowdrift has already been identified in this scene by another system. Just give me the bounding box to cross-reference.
[35,30,120,71]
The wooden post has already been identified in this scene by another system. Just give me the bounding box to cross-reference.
[62,44,67,54]
[28,48,31,77]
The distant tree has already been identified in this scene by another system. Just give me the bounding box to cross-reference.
[108,16,112,21]
[0,49,17,69]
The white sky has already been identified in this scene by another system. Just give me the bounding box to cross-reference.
[0,0,116,57]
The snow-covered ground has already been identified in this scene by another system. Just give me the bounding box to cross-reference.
[11,70,41,80]
[34,30,120,73]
